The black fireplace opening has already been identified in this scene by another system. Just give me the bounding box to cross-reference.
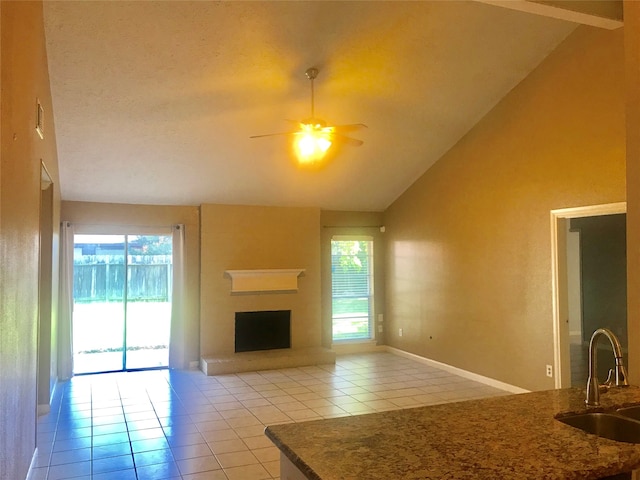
[235,310,291,353]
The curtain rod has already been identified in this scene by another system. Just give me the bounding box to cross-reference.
[62,222,177,228]
[322,225,383,229]
[62,222,180,235]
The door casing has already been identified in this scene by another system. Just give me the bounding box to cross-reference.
[550,202,626,388]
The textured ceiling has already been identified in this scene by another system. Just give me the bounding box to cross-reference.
[43,1,575,211]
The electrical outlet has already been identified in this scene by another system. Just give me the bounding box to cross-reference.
[378,324,383,333]
[546,365,553,378]
[399,328,403,337]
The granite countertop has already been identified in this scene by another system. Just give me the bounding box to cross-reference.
[265,386,640,480]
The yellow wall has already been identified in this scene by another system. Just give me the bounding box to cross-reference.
[384,26,626,392]
[60,201,201,368]
[200,204,321,356]
[0,2,61,478]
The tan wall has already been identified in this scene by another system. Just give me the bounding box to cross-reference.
[61,201,201,368]
[384,26,626,392]
[0,2,61,478]
[200,204,321,356]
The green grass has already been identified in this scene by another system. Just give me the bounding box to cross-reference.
[332,316,370,340]
[332,297,371,340]
[332,297,369,315]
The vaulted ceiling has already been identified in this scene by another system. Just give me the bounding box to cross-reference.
[43,1,582,211]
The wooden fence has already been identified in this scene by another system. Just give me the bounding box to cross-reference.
[74,263,171,302]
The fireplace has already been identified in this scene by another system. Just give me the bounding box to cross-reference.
[235,310,291,353]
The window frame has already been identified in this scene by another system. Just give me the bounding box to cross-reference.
[330,235,375,343]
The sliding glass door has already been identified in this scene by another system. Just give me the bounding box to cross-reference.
[72,234,172,374]
[125,235,172,370]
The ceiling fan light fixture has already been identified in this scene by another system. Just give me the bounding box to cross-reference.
[295,124,332,164]
[250,66,365,163]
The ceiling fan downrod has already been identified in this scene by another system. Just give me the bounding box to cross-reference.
[305,67,319,121]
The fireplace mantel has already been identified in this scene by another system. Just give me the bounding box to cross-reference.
[225,269,305,293]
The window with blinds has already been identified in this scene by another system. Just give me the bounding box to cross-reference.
[331,237,374,341]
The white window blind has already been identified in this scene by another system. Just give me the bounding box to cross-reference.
[331,238,374,341]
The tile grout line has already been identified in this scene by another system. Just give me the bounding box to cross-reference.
[37,353,511,480]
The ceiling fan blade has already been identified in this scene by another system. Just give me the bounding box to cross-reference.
[249,131,298,139]
[332,133,364,147]
[332,123,368,133]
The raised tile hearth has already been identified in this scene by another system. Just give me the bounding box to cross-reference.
[200,347,336,375]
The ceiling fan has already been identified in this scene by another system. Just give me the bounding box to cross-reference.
[250,67,366,163]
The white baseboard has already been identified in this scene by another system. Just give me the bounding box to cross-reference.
[37,404,50,416]
[37,376,60,416]
[26,447,38,480]
[189,360,199,369]
[384,346,529,394]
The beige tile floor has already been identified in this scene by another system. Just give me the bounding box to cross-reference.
[33,352,510,480]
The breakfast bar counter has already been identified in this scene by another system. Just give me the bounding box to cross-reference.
[265,386,640,479]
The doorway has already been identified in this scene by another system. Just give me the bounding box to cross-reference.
[37,163,54,413]
[551,202,627,388]
[568,214,627,387]
[72,234,172,374]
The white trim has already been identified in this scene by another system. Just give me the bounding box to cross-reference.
[384,346,529,394]
[550,202,626,389]
[550,202,626,220]
[26,447,38,480]
[550,209,563,388]
[37,377,59,416]
[474,0,623,30]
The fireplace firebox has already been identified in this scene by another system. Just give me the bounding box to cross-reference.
[234,310,291,353]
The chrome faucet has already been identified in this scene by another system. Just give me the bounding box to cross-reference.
[585,328,629,407]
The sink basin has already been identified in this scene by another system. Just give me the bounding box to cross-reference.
[617,406,640,421]
[557,412,640,443]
